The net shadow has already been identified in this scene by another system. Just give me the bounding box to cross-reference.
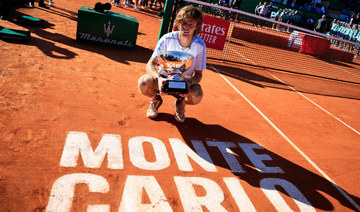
[208,61,360,100]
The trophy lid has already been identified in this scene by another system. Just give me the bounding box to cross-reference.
[158,51,194,73]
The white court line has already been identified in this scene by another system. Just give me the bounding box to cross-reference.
[228,47,360,136]
[209,64,360,211]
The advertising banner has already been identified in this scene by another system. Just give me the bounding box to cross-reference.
[199,15,230,50]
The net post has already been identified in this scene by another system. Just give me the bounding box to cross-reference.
[158,0,175,41]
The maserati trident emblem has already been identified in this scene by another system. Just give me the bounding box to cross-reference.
[104,21,115,37]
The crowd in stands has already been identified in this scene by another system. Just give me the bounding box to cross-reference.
[330,20,360,43]
[329,16,360,54]
[272,8,314,29]
[254,2,317,30]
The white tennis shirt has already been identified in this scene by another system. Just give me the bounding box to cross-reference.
[151,31,207,79]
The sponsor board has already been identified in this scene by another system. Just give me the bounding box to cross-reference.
[199,15,230,50]
[174,15,230,51]
[76,6,138,49]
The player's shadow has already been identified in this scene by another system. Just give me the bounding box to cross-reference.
[154,114,360,211]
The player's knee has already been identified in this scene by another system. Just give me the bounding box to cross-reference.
[138,74,156,95]
[187,84,203,105]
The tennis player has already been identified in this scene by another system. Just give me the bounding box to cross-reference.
[138,5,207,123]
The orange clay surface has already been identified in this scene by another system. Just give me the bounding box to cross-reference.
[1,0,360,211]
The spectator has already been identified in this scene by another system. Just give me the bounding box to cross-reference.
[29,0,54,8]
[266,2,273,18]
[272,8,282,30]
[258,2,269,28]
[349,14,354,25]
[123,0,131,7]
[134,0,140,10]
[231,0,242,22]
[255,2,262,15]
[231,0,242,10]
[253,2,262,27]
[314,15,326,33]
[140,0,148,9]
[112,0,122,8]
[306,17,314,29]
[353,13,359,25]
[258,2,269,17]
[217,0,224,6]
[150,0,161,10]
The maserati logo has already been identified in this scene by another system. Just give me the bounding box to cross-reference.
[104,21,115,37]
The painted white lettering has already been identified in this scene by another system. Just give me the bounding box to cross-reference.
[119,175,172,212]
[260,178,315,211]
[174,176,227,212]
[129,136,170,170]
[60,132,123,169]
[87,205,110,212]
[206,141,244,173]
[238,143,284,173]
[223,177,256,212]
[46,173,110,212]
[170,139,217,172]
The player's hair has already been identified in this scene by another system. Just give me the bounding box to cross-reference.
[175,5,203,36]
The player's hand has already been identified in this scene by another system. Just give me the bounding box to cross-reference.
[157,76,167,96]
[179,79,192,98]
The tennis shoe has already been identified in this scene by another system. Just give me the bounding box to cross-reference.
[147,95,163,119]
[174,99,185,123]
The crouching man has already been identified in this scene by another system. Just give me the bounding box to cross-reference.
[138,5,207,123]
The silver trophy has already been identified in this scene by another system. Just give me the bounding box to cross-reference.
[158,51,193,95]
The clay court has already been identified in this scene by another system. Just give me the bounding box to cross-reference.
[1,0,360,211]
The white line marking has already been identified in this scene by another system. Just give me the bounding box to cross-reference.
[209,64,360,211]
[228,47,360,135]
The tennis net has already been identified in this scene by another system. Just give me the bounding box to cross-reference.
[166,0,360,99]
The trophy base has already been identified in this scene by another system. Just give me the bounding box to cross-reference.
[162,80,189,95]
